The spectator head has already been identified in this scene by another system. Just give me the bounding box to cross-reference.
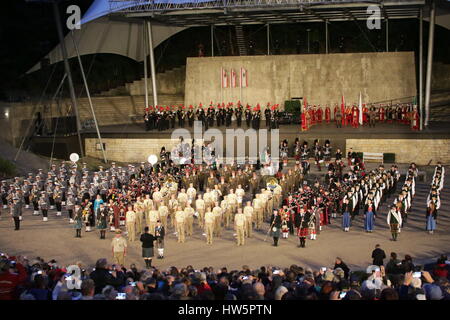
[380,288,399,300]
[144,226,149,233]
[95,258,108,270]
[253,282,265,298]
[390,252,397,260]
[423,284,443,300]
[375,244,380,248]
[102,285,118,300]
[275,286,288,300]
[342,289,362,300]
[173,283,188,298]
[81,279,95,297]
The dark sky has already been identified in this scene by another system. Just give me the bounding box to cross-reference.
[0,0,93,89]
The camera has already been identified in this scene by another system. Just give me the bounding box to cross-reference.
[413,272,422,278]
[116,293,126,300]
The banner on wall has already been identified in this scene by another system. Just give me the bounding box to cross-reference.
[221,67,228,88]
[240,67,248,88]
[231,69,237,88]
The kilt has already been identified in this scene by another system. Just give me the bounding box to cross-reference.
[270,227,281,238]
[297,227,309,237]
[390,223,399,232]
[142,247,154,258]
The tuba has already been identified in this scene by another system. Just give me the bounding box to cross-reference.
[266,177,279,192]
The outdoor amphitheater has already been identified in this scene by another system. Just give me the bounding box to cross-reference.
[0,0,450,302]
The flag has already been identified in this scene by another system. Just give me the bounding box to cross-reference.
[341,94,345,115]
[358,92,363,125]
[231,69,237,88]
[221,68,228,88]
[240,67,248,88]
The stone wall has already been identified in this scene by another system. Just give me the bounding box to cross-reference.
[85,137,450,165]
[432,63,450,91]
[0,94,184,147]
[185,52,417,108]
[85,138,203,163]
[346,139,450,165]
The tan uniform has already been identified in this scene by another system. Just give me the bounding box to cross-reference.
[221,197,232,228]
[234,213,246,246]
[184,206,195,236]
[168,198,179,228]
[186,187,197,206]
[203,192,213,211]
[212,206,223,237]
[158,205,169,227]
[147,209,159,235]
[175,210,186,243]
[243,205,254,237]
[111,236,127,266]
[159,187,169,206]
[177,192,188,210]
[227,193,238,215]
[259,193,269,220]
[253,197,263,230]
[195,199,205,228]
[169,183,178,197]
[265,190,274,219]
[135,202,145,234]
[143,198,153,216]
[235,188,245,208]
[152,191,163,208]
[211,189,222,204]
[126,210,136,241]
[273,185,282,210]
[204,210,215,244]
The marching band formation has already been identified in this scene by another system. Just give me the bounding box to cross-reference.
[0,144,445,254]
[143,101,420,132]
[143,102,281,131]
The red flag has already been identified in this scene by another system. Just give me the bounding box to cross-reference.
[231,69,237,88]
[240,67,248,88]
[341,95,345,116]
[221,68,228,88]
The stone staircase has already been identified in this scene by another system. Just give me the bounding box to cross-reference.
[96,66,186,97]
[430,90,450,122]
[76,94,184,127]
[235,25,248,56]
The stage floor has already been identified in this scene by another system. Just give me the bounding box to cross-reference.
[83,121,450,140]
[1,172,449,272]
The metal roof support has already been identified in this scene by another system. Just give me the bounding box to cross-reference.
[419,7,423,131]
[147,19,159,107]
[52,0,84,158]
[424,0,435,128]
[385,18,389,52]
[211,24,215,57]
[143,20,149,109]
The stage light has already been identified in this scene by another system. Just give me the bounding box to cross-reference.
[148,154,158,165]
[70,153,80,162]
[4,111,9,118]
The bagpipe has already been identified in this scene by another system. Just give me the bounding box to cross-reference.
[82,202,92,223]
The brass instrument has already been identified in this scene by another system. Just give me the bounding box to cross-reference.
[266,177,279,192]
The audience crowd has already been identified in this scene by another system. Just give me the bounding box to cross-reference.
[1,251,449,300]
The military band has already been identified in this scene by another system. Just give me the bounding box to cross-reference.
[0,139,440,254]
